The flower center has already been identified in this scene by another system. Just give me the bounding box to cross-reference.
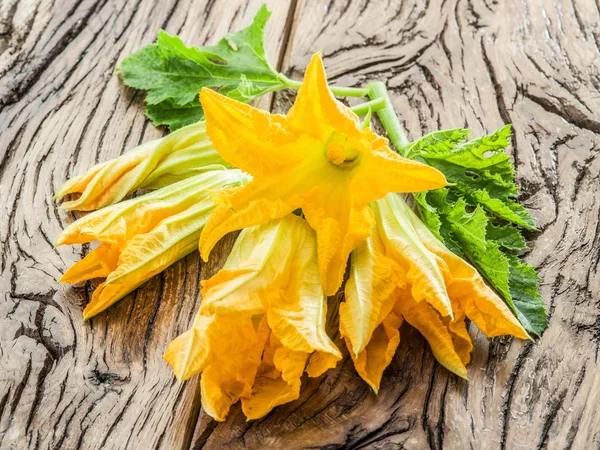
[325,134,360,167]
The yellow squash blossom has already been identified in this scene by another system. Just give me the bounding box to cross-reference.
[340,193,528,387]
[198,53,447,295]
[55,121,229,211]
[164,215,341,421]
[58,170,246,318]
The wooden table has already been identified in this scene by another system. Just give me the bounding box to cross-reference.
[2,0,599,448]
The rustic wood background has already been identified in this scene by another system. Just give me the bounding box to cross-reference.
[1,0,599,448]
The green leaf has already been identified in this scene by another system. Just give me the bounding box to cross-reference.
[486,223,527,251]
[507,256,548,337]
[414,191,462,257]
[410,125,537,230]
[145,99,204,130]
[118,5,284,130]
[424,194,513,300]
[412,127,548,338]
[403,128,471,160]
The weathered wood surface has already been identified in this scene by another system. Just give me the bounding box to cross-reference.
[1,0,599,449]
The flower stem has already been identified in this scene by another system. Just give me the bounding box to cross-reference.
[366,81,410,156]
[349,97,386,115]
[280,75,369,97]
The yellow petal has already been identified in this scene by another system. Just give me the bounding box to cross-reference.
[199,316,269,421]
[352,136,448,202]
[163,314,214,380]
[340,229,403,357]
[348,312,403,393]
[105,204,207,285]
[202,215,341,363]
[200,215,302,316]
[80,184,231,319]
[241,334,307,420]
[241,376,302,421]
[304,195,375,295]
[60,243,120,284]
[83,281,144,320]
[200,88,300,177]
[82,211,204,319]
[199,192,295,262]
[286,53,360,139]
[406,202,529,340]
[57,170,242,247]
[56,122,228,211]
[372,194,454,318]
[199,53,446,296]
[445,301,473,366]
[394,290,470,379]
[305,351,341,378]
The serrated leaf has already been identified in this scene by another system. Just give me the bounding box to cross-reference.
[507,256,548,337]
[145,100,205,130]
[414,191,463,257]
[444,199,512,300]
[486,223,527,251]
[403,128,471,160]
[411,125,537,230]
[118,5,284,130]
[465,188,537,229]
[415,188,546,337]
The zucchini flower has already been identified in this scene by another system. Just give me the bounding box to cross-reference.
[55,121,230,211]
[340,193,528,388]
[198,53,447,296]
[57,169,247,318]
[164,215,341,421]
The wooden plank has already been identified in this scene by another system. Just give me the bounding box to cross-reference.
[189,0,600,448]
[0,1,292,449]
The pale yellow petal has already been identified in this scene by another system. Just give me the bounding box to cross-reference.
[54,161,110,198]
[340,230,402,357]
[59,140,160,211]
[372,194,454,318]
[263,217,341,362]
[57,170,241,247]
[81,197,219,318]
[199,216,298,316]
[57,122,222,211]
[83,280,144,320]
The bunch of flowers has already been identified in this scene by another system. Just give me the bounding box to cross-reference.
[55,7,544,422]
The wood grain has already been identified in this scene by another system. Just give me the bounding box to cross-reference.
[0,1,291,448]
[1,0,599,449]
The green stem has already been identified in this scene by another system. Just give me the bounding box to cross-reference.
[367,81,410,155]
[349,97,386,115]
[280,75,369,97]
